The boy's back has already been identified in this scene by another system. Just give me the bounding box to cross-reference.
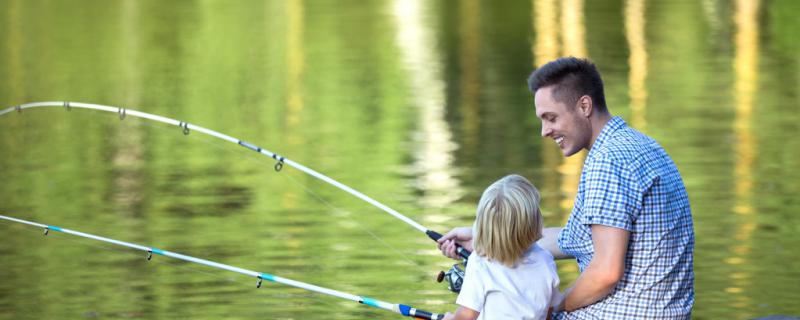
[458,244,561,320]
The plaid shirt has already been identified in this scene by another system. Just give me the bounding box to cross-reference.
[555,117,694,319]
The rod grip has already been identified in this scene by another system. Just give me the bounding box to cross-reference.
[426,230,471,261]
[426,230,444,241]
[414,309,443,320]
[399,304,444,320]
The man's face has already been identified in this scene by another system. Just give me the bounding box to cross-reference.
[534,86,592,157]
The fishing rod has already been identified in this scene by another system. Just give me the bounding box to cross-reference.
[0,102,471,262]
[0,214,444,319]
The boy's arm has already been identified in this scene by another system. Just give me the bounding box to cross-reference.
[442,306,480,320]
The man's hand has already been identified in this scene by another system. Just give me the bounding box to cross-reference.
[436,227,473,260]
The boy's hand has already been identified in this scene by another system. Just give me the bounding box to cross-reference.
[442,312,454,320]
[436,227,473,260]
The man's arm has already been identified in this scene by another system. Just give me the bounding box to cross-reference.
[537,227,573,260]
[563,225,629,311]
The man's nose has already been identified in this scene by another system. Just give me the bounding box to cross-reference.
[541,124,551,137]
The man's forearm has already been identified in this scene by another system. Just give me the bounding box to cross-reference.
[563,225,628,311]
[563,263,616,311]
[538,227,573,260]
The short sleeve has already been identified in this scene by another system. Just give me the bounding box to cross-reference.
[549,276,563,308]
[582,157,642,231]
[546,257,563,308]
[455,256,485,312]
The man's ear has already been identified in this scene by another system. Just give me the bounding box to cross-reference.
[579,95,593,117]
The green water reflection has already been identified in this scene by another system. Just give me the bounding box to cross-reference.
[1,0,799,319]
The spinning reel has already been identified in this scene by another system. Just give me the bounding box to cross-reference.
[436,259,466,293]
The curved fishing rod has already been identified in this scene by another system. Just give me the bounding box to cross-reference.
[0,214,445,320]
[0,101,471,261]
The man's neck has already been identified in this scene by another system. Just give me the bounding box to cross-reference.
[588,112,613,150]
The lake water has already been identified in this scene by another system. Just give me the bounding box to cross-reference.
[1,0,798,319]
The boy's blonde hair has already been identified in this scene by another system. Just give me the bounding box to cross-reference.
[473,174,543,267]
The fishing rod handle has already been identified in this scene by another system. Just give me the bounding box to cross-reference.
[416,310,445,320]
[426,230,472,261]
[397,304,445,320]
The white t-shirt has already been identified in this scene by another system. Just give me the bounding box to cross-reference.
[456,244,561,320]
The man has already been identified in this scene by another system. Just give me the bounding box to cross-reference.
[438,57,694,319]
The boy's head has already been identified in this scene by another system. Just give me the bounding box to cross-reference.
[473,174,543,267]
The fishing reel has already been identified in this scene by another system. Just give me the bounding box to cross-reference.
[426,230,471,294]
[436,260,466,293]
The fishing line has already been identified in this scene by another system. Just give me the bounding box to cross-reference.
[117,113,424,270]
[279,173,425,267]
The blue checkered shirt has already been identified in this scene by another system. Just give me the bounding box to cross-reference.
[555,116,694,319]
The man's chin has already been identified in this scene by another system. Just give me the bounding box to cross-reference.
[562,148,580,157]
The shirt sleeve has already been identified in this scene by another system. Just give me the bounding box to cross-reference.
[455,256,485,313]
[581,156,642,231]
[548,259,563,308]
[550,288,564,309]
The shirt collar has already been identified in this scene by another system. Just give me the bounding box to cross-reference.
[587,116,626,157]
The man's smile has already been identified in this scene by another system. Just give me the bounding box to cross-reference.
[555,136,565,148]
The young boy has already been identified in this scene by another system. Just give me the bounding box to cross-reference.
[443,174,561,320]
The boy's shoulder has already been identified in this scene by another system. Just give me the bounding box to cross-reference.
[474,244,557,273]
[520,244,556,264]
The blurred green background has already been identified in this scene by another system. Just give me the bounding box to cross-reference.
[1,0,798,319]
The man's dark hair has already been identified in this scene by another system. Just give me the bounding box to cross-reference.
[527,57,607,112]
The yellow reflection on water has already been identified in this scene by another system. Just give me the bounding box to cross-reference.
[625,0,648,130]
[282,0,305,211]
[533,0,558,68]
[560,0,586,58]
[392,0,464,211]
[727,0,759,313]
[285,0,305,138]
